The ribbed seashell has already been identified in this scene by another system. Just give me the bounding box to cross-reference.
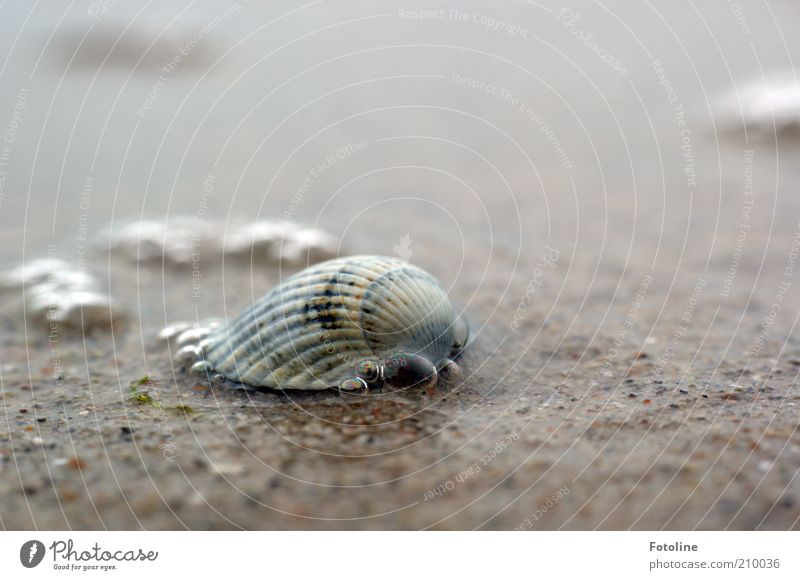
[168,256,468,391]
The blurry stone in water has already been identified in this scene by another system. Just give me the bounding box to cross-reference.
[224,221,338,264]
[103,218,338,266]
[720,74,800,137]
[1,258,123,330]
[103,218,216,265]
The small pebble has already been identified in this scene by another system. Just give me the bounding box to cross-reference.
[67,456,86,470]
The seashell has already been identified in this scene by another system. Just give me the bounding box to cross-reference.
[103,218,215,265]
[167,255,468,391]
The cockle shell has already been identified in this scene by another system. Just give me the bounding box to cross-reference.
[169,255,468,391]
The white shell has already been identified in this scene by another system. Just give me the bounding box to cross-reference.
[171,256,467,390]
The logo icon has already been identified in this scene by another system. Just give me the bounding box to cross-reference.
[20,540,45,568]
[393,234,413,262]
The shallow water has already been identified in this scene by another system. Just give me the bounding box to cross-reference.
[1,0,800,530]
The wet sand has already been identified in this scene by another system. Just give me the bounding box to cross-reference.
[1,0,800,529]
